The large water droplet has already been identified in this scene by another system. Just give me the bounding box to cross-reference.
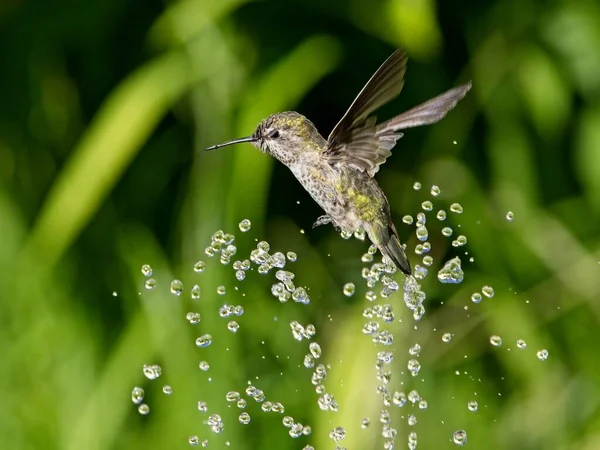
[144,279,157,290]
[468,400,478,412]
[471,292,482,303]
[343,283,355,297]
[138,404,150,415]
[516,339,527,349]
[238,412,251,424]
[186,312,201,324]
[537,349,549,361]
[143,364,162,380]
[437,257,464,284]
[141,264,152,277]
[430,185,441,197]
[196,334,213,348]
[506,211,515,221]
[193,261,206,273]
[436,210,447,221]
[482,285,495,298]
[402,215,414,225]
[416,226,429,242]
[170,279,183,296]
[413,182,422,190]
[452,430,467,445]
[131,386,144,404]
[421,200,433,211]
[450,203,464,214]
[442,332,453,343]
[490,335,502,347]
[239,219,251,232]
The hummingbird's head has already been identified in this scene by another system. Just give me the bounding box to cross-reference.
[206,111,324,166]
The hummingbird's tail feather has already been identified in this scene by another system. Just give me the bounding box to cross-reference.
[372,223,412,275]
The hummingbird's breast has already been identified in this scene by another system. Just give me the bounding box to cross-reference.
[289,155,389,232]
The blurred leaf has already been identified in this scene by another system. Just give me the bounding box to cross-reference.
[21,52,195,270]
[517,45,571,139]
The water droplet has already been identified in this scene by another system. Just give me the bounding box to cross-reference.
[329,426,346,442]
[413,182,422,190]
[437,257,464,284]
[421,200,433,211]
[286,251,297,262]
[189,436,200,446]
[408,431,418,450]
[138,403,150,415]
[144,278,157,290]
[235,270,245,281]
[238,219,251,232]
[142,364,162,380]
[227,321,239,333]
[131,387,144,404]
[163,385,173,395]
[196,334,213,348]
[450,203,464,214]
[537,349,549,361]
[430,185,441,197]
[413,265,428,280]
[453,430,467,445]
[409,344,421,356]
[309,342,322,359]
[416,226,429,242]
[452,235,467,247]
[408,414,418,426]
[393,391,407,407]
[199,361,210,371]
[490,335,502,347]
[471,292,482,303]
[402,215,414,225]
[407,359,421,376]
[418,399,428,410]
[422,255,433,266]
[442,227,453,237]
[436,210,447,221]
[361,418,371,429]
[226,391,240,402]
[506,211,515,221]
[516,339,527,349]
[197,401,208,412]
[468,400,478,412]
[292,287,310,304]
[217,286,226,295]
[186,312,201,324]
[238,412,251,424]
[354,227,366,240]
[193,261,206,273]
[442,332,453,343]
[189,285,200,300]
[482,285,495,298]
[207,413,224,434]
[170,279,183,296]
[343,283,355,297]
[141,264,153,277]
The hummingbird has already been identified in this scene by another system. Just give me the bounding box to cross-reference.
[207,49,471,275]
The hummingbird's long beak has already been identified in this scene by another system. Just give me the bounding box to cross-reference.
[206,136,256,151]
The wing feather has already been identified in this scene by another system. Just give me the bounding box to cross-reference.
[323,49,471,178]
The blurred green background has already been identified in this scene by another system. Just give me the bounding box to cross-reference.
[2,0,600,449]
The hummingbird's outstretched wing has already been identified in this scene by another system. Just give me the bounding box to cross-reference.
[324,49,471,177]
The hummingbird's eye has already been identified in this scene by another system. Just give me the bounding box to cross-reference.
[268,130,280,139]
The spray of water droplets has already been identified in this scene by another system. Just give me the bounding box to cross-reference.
[129,191,550,447]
